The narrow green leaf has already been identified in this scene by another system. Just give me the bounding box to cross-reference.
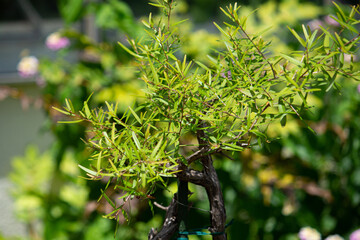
[334,32,345,51]
[302,25,309,41]
[326,71,338,92]
[222,143,243,151]
[141,164,146,188]
[148,11,153,26]
[105,101,115,116]
[52,106,72,116]
[108,158,119,174]
[141,20,150,28]
[103,131,111,147]
[58,119,84,124]
[194,61,210,71]
[251,130,267,139]
[89,141,101,149]
[168,53,178,61]
[280,114,287,127]
[324,34,330,54]
[172,18,189,27]
[114,118,128,128]
[279,53,304,67]
[213,22,229,37]
[283,72,300,88]
[97,151,102,170]
[155,97,169,105]
[319,26,337,43]
[219,7,234,20]
[85,92,94,103]
[118,41,144,58]
[78,164,98,176]
[83,102,91,119]
[147,54,159,83]
[129,106,142,124]
[111,123,116,142]
[65,99,74,112]
[151,138,163,160]
[132,132,141,150]
[307,30,318,49]
[288,27,306,47]
[333,2,346,21]
[100,190,116,208]
[334,17,358,33]
[278,98,286,113]
[148,3,165,8]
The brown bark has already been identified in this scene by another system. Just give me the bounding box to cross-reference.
[196,125,227,240]
[148,194,180,240]
[202,155,227,239]
[149,122,227,240]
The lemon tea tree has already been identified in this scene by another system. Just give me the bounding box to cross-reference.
[55,1,360,239]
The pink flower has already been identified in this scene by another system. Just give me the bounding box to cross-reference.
[357,84,360,94]
[298,227,321,240]
[350,229,360,240]
[45,32,70,50]
[308,19,323,30]
[324,15,340,27]
[325,234,344,240]
[17,56,39,78]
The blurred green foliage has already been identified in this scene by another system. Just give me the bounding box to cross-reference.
[10,146,89,239]
[5,0,360,239]
[219,78,360,240]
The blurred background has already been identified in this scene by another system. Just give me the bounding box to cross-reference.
[0,0,360,239]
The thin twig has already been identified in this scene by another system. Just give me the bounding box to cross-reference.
[154,202,169,211]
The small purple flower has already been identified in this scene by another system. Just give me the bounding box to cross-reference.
[46,32,70,50]
[298,227,321,240]
[17,56,39,78]
[221,70,232,80]
[350,229,360,240]
[357,84,360,94]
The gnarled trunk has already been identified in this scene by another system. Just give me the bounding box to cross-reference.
[148,163,227,240]
[149,122,227,240]
[201,154,227,240]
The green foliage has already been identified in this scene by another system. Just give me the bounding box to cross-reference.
[279,79,360,234]
[219,79,360,239]
[229,0,323,53]
[0,233,21,240]
[10,146,90,239]
[7,0,150,239]
[58,0,84,24]
[10,146,54,222]
[56,0,360,227]
[90,0,142,35]
[9,0,360,239]
[58,0,141,35]
[62,100,181,199]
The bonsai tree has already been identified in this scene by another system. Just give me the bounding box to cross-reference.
[55,1,360,239]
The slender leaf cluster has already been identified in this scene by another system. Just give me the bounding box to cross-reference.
[55,97,181,202]
[56,0,360,219]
